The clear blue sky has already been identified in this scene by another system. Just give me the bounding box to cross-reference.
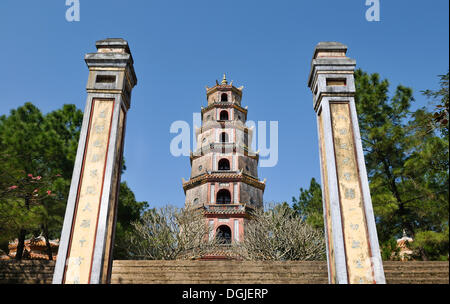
[0,1,448,209]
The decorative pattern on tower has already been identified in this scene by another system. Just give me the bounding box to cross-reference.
[182,75,265,254]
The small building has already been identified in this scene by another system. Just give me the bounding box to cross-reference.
[1,237,59,260]
[396,231,414,261]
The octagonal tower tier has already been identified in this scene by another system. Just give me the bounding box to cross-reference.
[182,75,265,248]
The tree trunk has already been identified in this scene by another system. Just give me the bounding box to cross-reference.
[420,248,428,261]
[42,225,53,260]
[15,195,31,260]
[15,229,26,260]
[382,159,415,237]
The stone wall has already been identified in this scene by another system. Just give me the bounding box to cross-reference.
[1,260,448,284]
[185,182,208,206]
[239,183,263,207]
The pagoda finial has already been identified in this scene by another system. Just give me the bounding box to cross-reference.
[221,73,228,85]
[402,229,408,238]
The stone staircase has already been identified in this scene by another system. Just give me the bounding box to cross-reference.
[0,260,448,284]
[382,261,449,284]
[0,260,55,284]
[111,260,329,284]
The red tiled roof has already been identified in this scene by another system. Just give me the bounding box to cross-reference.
[183,172,265,191]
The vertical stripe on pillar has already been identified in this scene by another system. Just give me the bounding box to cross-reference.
[234,220,239,242]
[209,220,215,241]
[211,184,215,203]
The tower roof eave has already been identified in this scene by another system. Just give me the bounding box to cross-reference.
[206,84,243,97]
[201,102,247,115]
[182,172,266,192]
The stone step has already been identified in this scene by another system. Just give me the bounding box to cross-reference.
[0,261,55,266]
[383,266,449,271]
[110,273,329,279]
[384,271,448,276]
[386,278,449,284]
[110,268,447,275]
[110,278,329,284]
[0,266,55,272]
[383,263,448,268]
[0,279,53,284]
[111,267,328,273]
[110,274,447,281]
[112,260,327,265]
[383,261,448,265]
[0,273,53,279]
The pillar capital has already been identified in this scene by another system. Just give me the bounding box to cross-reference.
[308,42,356,112]
[84,38,137,109]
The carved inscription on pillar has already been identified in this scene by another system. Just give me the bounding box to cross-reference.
[64,99,114,284]
[329,102,374,284]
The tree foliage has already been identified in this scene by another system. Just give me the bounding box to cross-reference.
[0,103,83,259]
[293,70,449,260]
[422,72,449,136]
[113,182,148,259]
[292,178,323,230]
[411,227,449,261]
[354,69,448,251]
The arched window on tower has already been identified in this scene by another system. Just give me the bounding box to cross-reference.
[221,93,228,102]
[216,225,232,244]
[220,132,228,143]
[216,189,231,204]
[219,110,229,121]
[218,158,230,171]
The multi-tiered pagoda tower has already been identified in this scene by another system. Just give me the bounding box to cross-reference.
[182,75,265,249]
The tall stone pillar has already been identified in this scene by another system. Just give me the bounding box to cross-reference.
[53,38,137,284]
[307,42,385,284]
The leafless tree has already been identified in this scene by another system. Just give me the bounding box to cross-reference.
[126,203,325,261]
[232,203,326,261]
[127,205,218,260]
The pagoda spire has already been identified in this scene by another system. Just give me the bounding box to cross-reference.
[221,73,228,85]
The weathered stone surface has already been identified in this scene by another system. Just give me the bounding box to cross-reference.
[1,260,448,284]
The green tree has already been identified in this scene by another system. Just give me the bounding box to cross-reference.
[408,72,450,261]
[113,182,148,259]
[292,178,323,230]
[422,72,449,136]
[354,69,448,258]
[38,104,83,259]
[411,227,449,261]
[0,103,83,259]
[0,103,53,259]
